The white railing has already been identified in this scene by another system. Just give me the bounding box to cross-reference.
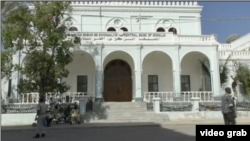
[178,35,215,43]
[18,92,94,104]
[143,91,213,102]
[219,51,250,60]
[143,92,175,102]
[181,91,213,102]
[218,44,232,50]
[71,1,199,7]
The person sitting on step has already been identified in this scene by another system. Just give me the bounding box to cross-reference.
[70,105,80,124]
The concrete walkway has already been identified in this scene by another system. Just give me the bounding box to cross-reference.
[2,118,250,131]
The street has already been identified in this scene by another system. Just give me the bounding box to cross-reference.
[2,125,195,141]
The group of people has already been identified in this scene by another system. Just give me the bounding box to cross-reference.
[33,97,81,138]
[33,87,237,138]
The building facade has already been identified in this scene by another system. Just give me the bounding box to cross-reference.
[2,1,250,103]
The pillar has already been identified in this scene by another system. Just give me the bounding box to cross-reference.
[173,46,181,97]
[211,46,221,96]
[191,97,200,112]
[153,97,161,113]
[134,46,143,101]
[95,46,104,102]
[95,69,103,102]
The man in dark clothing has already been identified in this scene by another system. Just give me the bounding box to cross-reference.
[34,97,48,138]
[221,87,237,125]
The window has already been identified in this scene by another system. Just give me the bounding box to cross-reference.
[120,27,128,32]
[69,27,78,31]
[181,75,190,91]
[77,76,88,92]
[148,75,158,92]
[168,27,177,34]
[157,27,165,32]
[107,27,116,32]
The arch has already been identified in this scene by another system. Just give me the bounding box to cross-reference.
[63,50,96,93]
[168,27,177,34]
[180,51,210,63]
[120,27,128,32]
[69,27,78,32]
[105,17,128,30]
[103,50,135,71]
[180,51,211,92]
[157,27,165,32]
[107,27,116,32]
[142,51,173,92]
[104,59,132,102]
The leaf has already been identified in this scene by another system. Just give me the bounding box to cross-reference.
[219,53,231,85]
[199,60,210,76]
[2,2,74,97]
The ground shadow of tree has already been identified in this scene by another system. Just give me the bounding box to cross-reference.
[83,102,109,122]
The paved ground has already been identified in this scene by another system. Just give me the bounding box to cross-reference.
[2,125,196,141]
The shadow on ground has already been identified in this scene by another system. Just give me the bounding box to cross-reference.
[83,102,109,122]
[2,122,195,141]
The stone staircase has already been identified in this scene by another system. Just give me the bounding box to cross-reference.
[83,102,169,123]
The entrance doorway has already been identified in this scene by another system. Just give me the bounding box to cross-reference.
[104,59,132,102]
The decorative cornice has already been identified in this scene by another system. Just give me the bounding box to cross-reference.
[72,1,201,7]
[71,1,202,14]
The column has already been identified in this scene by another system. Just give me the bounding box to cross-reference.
[95,69,103,102]
[134,46,143,101]
[95,47,104,102]
[211,46,221,96]
[11,51,20,102]
[173,46,181,97]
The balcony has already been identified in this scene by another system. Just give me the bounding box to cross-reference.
[67,32,218,45]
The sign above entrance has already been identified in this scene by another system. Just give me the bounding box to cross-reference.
[67,32,173,42]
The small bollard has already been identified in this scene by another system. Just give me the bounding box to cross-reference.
[191,97,200,112]
[152,97,161,113]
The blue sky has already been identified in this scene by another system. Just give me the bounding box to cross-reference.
[199,2,250,43]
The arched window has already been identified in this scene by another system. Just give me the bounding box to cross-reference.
[107,27,116,32]
[157,27,165,32]
[168,27,177,34]
[69,27,78,32]
[120,27,128,32]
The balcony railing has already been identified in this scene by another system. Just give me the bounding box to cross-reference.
[18,92,94,104]
[71,1,199,7]
[143,91,213,103]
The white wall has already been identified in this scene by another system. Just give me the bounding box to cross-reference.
[181,52,208,91]
[63,51,96,93]
[142,51,173,92]
[2,113,36,126]
[70,8,201,35]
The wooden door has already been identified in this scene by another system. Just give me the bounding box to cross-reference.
[104,60,132,102]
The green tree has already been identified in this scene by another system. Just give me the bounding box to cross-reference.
[1,1,22,47]
[226,34,240,44]
[1,51,14,79]
[219,54,231,86]
[233,62,250,95]
[226,34,240,97]
[2,2,74,97]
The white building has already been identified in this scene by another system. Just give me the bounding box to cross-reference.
[2,1,250,103]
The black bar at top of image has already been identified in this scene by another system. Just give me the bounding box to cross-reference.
[196,125,250,140]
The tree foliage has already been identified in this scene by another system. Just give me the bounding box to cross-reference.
[1,51,14,79]
[234,62,250,95]
[219,54,231,85]
[2,2,75,96]
[226,34,240,44]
